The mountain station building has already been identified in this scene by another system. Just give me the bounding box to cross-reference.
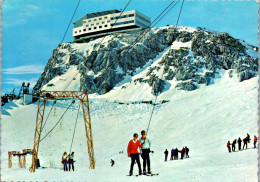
[72,9,151,42]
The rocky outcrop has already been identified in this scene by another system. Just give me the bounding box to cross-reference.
[33,26,258,95]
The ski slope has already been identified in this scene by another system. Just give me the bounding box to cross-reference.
[1,71,258,182]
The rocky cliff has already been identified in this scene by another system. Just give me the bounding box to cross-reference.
[33,26,258,95]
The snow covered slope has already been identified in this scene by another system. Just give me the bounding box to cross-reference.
[1,70,258,181]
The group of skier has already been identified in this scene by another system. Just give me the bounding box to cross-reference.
[127,130,152,176]
[164,146,189,161]
[61,151,75,171]
[227,133,258,153]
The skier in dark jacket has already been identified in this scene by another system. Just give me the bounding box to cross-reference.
[170,149,175,160]
[243,137,248,149]
[227,141,231,153]
[180,147,186,159]
[164,149,168,162]
[68,152,75,171]
[237,137,242,150]
[174,148,179,160]
[111,159,115,167]
[246,133,251,143]
[232,139,237,152]
[185,146,189,158]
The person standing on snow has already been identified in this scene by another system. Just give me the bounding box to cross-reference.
[246,133,251,143]
[127,133,142,176]
[111,159,115,167]
[185,146,189,158]
[227,141,231,153]
[180,147,186,159]
[170,149,175,160]
[174,148,179,160]
[68,152,75,171]
[61,152,69,171]
[164,149,168,161]
[237,137,242,150]
[139,130,152,175]
[232,139,237,152]
[253,135,258,148]
[243,137,248,149]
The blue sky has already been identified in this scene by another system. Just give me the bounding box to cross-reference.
[1,0,258,95]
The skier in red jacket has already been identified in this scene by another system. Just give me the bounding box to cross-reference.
[227,141,231,153]
[127,133,142,176]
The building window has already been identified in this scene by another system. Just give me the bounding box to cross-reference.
[104,16,107,19]
[79,30,81,32]
[86,25,89,27]
[88,20,91,22]
[89,28,91,30]
[83,20,86,23]
[75,31,77,34]
[94,27,97,29]
[105,25,108,27]
[94,19,97,21]
[102,21,105,24]
[107,20,110,23]
[99,26,102,28]
[91,24,94,26]
[96,23,99,25]
[84,29,86,31]
[99,17,102,20]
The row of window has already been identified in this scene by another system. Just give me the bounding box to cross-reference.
[75,25,109,34]
[111,20,134,26]
[111,14,134,20]
[136,14,150,23]
[83,16,108,23]
[85,21,110,27]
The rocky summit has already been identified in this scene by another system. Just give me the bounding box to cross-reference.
[33,26,258,95]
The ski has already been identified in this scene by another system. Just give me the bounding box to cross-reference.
[126,174,139,177]
[145,173,159,176]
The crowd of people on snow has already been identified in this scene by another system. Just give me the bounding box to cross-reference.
[164,146,190,161]
[227,133,258,153]
[61,152,75,171]
[127,130,152,176]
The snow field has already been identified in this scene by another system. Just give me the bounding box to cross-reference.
[1,69,258,181]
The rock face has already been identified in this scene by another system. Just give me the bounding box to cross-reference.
[33,26,258,95]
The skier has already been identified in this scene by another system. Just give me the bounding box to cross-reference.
[139,130,151,175]
[127,133,142,176]
[253,135,258,148]
[246,133,251,143]
[227,141,231,153]
[232,139,237,152]
[185,146,189,158]
[237,137,242,150]
[68,152,75,171]
[164,149,168,162]
[170,149,175,160]
[174,148,179,160]
[180,147,186,159]
[243,137,248,149]
[61,152,69,171]
[111,159,115,167]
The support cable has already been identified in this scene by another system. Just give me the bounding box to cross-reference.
[39,100,74,143]
[146,0,185,136]
[41,100,56,132]
[69,102,81,153]
[61,0,81,43]
[63,0,132,91]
